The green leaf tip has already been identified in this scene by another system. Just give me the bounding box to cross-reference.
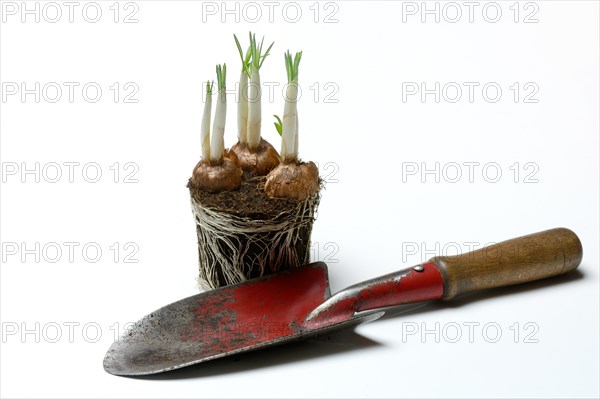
[216,63,226,91]
[273,114,282,136]
[248,31,274,71]
[234,34,252,78]
[260,41,275,68]
[205,81,214,95]
[284,50,302,82]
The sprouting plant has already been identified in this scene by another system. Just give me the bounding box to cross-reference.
[192,63,242,193]
[265,49,319,201]
[232,32,280,176]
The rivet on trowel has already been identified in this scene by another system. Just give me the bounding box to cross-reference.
[413,265,425,272]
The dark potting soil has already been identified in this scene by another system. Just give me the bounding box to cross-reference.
[188,171,300,219]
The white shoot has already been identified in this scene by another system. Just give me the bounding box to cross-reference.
[234,35,252,144]
[201,81,213,160]
[246,32,274,149]
[238,72,248,143]
[247,67,261,148]
[281,81,298,159]
[294,113,299,156]
[210,64,227,162]
[281,51,302,161]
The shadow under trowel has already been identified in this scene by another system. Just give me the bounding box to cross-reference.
[131,329,380,380]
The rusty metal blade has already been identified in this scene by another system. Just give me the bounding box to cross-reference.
[104,262,383,376]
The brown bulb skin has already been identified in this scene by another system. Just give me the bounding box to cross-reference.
[231,139,281,176]
[191,150,242,193]
[265,161,319,201]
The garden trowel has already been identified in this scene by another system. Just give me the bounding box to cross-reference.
[104,228,582,376]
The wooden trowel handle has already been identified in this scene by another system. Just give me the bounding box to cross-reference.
[430,228,583,300]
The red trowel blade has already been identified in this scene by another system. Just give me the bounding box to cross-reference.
[104,262,382,376]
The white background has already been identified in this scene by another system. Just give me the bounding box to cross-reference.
[1,1,599,398]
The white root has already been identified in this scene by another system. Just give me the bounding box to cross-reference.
[281,79,298,160]
[201,85,212,160]
[191,181,321,289]
[247,68,262,149]
[237,71,248,144]
[210,89,226,162]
